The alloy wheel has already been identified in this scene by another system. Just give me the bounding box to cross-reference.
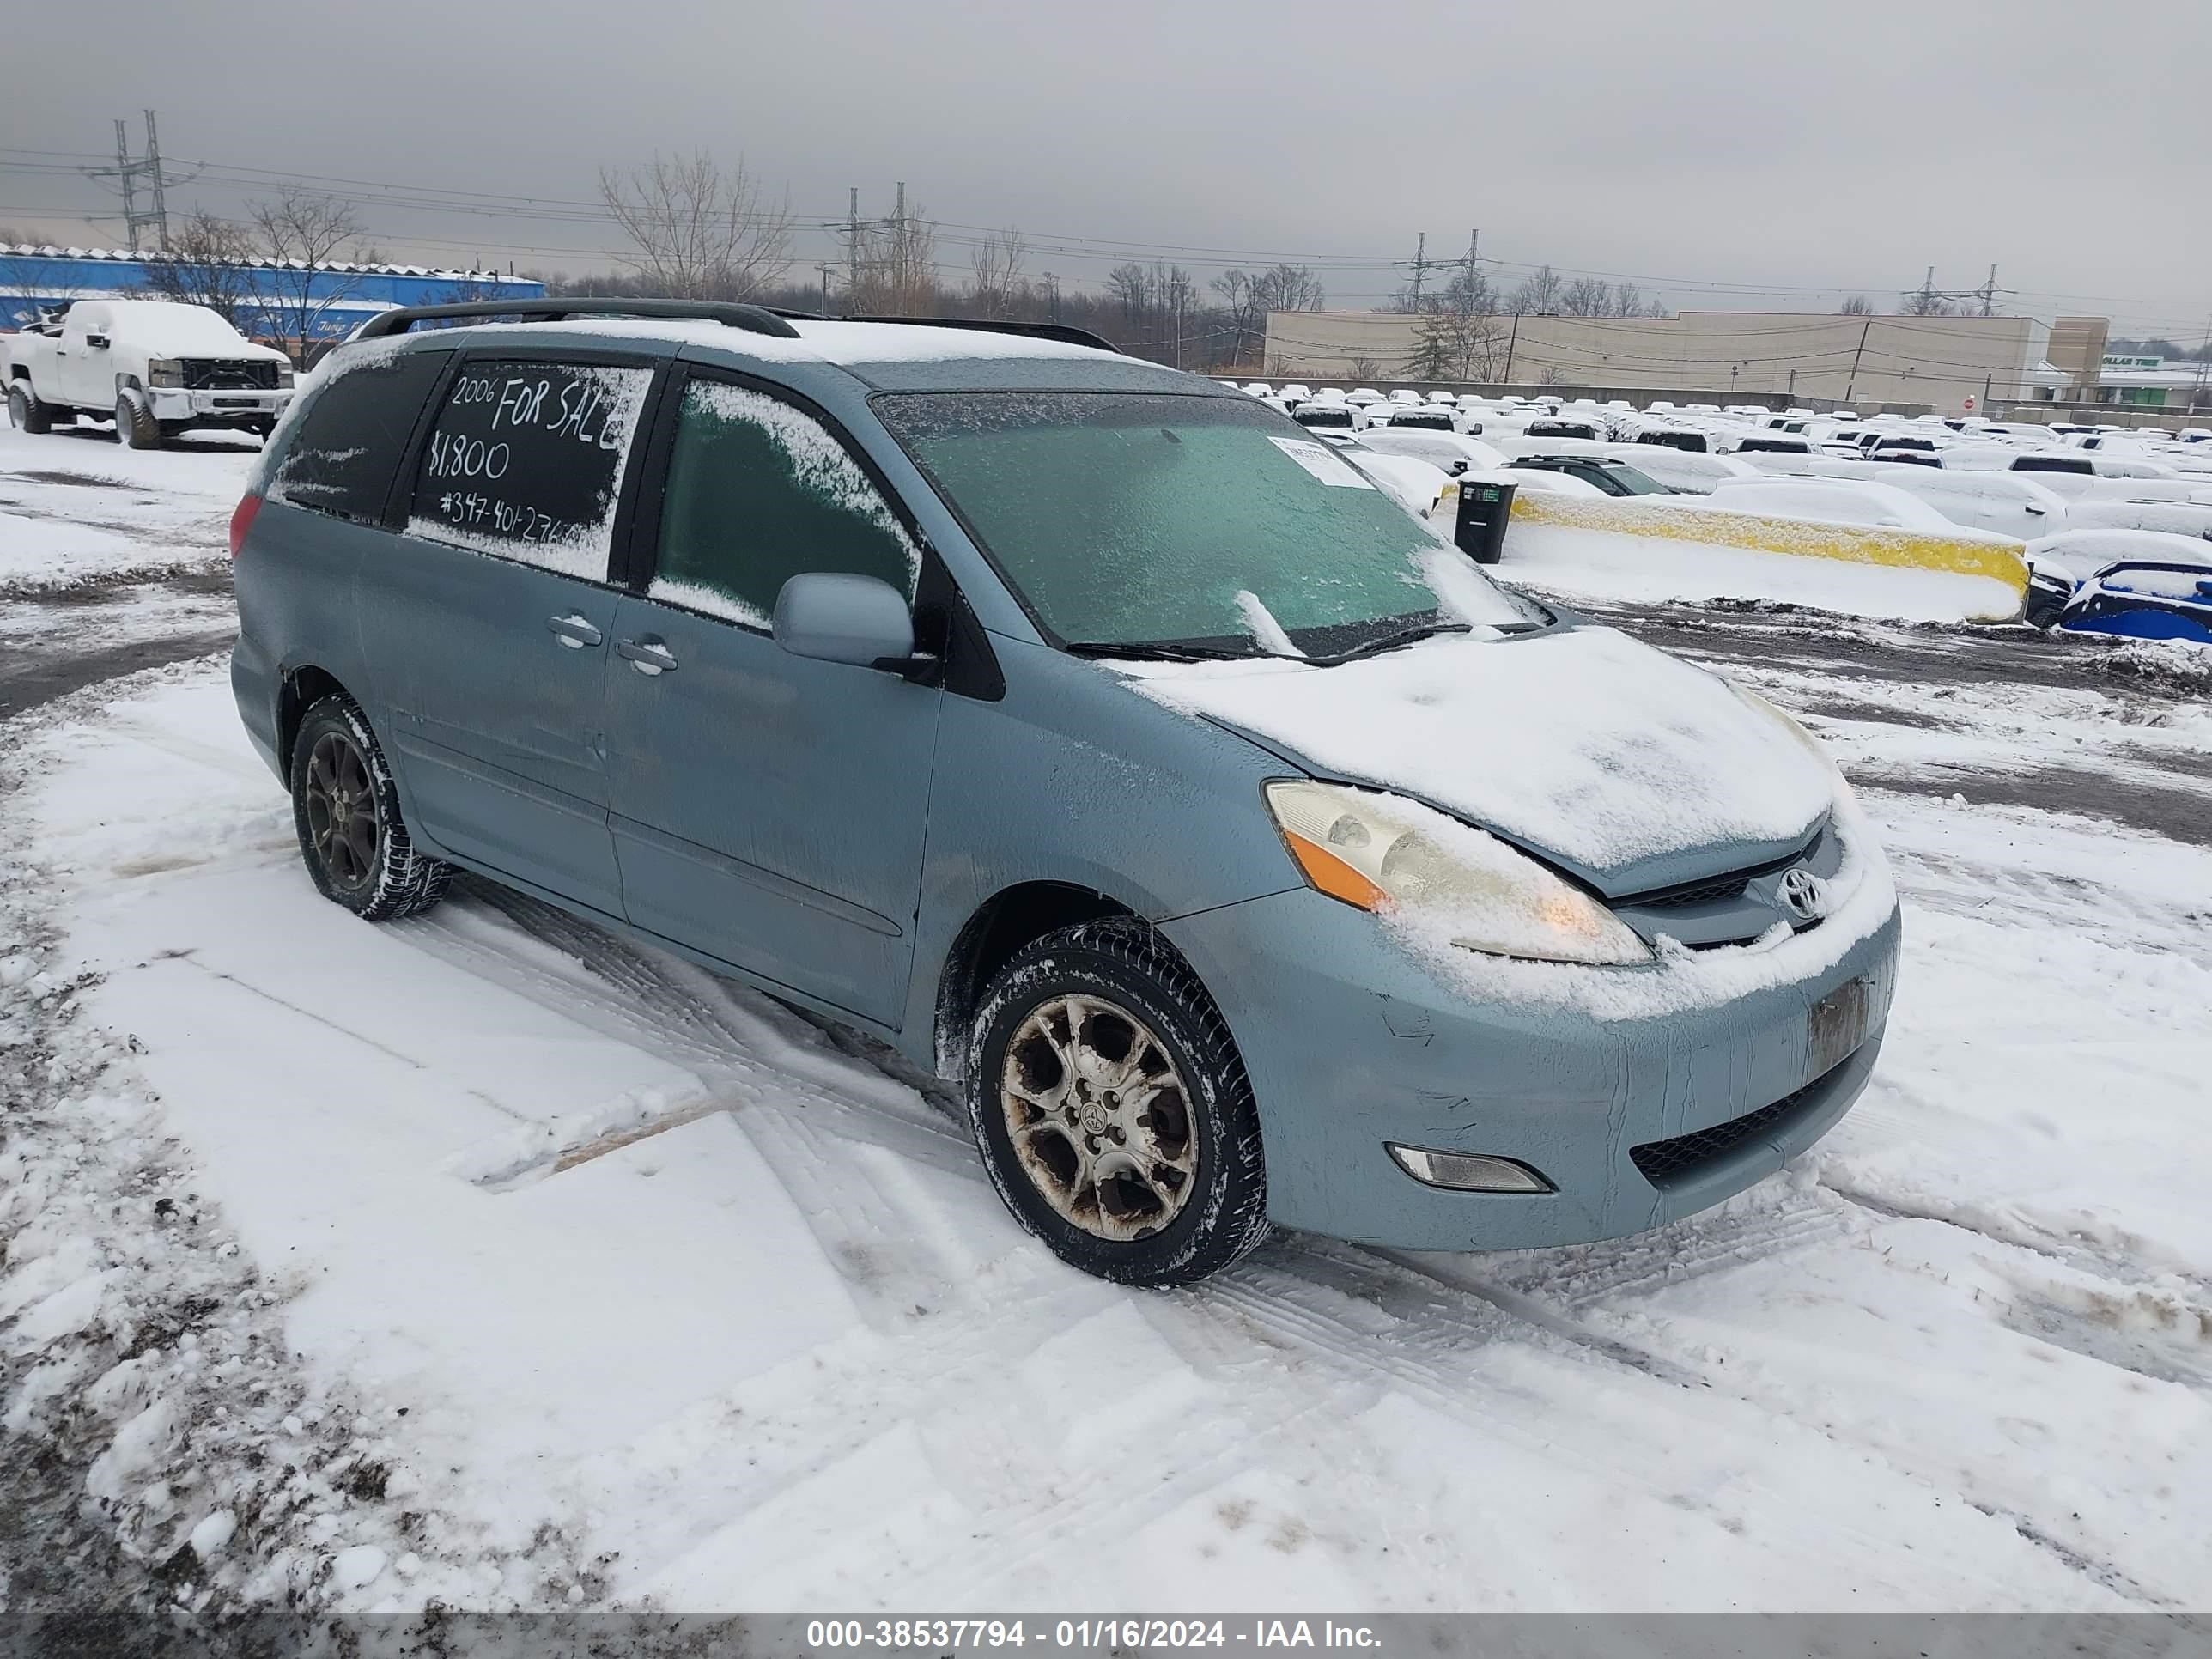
[1000,994,1199,1241]
[303,731,379,892]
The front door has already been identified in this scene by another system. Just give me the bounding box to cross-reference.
[374,353,661,916]
[602,371,941,1026]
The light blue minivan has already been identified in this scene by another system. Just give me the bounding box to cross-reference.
[230,301,1900,1286]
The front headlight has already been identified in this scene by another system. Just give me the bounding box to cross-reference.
[1264,780,1652,966]
[275,366,295,388]
[145,358,185,389]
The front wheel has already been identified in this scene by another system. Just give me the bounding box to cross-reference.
[117,388,161,449]
[289,695,453,921]
[967,920,1270,1286]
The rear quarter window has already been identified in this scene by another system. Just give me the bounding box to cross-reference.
[269,348,453,523]
[404,359,656,579]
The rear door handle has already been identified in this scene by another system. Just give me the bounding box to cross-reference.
[547,613,603,649]
[617,635,678,675]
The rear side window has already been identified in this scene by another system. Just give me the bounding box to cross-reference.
[269,348,451,523]
[649,379,918,629]
[404,359,655,580]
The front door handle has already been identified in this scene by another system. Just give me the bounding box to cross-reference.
[617,635,678,675]
[547,613,603,649]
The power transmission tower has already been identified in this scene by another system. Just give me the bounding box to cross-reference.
[82,110,196,251]
[1398,230,1465,312]
[1972,264,1998,318]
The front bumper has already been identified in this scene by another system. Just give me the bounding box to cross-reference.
[1162,885,1901,1251]
[147,387,292,422]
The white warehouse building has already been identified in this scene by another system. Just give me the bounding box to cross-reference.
[1261,309,2056,415]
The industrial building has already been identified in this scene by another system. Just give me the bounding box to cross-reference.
[0,243,544,348]
[1262,308,2063,416]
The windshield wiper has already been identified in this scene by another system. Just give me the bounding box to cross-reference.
[1064,640,1258,663]
[1313,621,1474,664]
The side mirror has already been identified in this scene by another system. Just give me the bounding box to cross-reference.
[2195,580,2212,601]
[1448,459,1469,476]
[86,333,111,350]
[772,572,928,678]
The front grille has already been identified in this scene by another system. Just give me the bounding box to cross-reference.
[1629,1064,1839,1186]
[183,359,280,391]
[1639,877,1749,910]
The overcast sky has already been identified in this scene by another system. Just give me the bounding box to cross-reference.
[4,0,2207,338]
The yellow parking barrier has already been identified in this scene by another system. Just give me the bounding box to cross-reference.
[1505,491,2030,605]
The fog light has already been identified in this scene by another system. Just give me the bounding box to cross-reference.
[1387,1144,1554,1193]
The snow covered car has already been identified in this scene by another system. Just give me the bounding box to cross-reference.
[230,301,1900,1288]
[6,298,295,446]
[2057,562,2212,645]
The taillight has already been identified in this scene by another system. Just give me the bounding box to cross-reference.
[228,492,264,559]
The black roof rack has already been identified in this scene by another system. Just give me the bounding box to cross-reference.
[355,297,802,341]
[828,314,1119,354]
[355,299,1122,357]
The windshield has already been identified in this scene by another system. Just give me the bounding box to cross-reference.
[877,391,1544,652]
[1293,406,1355,428]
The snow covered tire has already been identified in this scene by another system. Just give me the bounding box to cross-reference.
[117,388,161,449]
[968,919,1270,1287]
[9,383,52,435]
[289,695,453,921]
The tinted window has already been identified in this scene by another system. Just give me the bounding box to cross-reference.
[270,348,451,523]
[404,359,655,579]
[650,379,918,629]
[2014,455,2094,475]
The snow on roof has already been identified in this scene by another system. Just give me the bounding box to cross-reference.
[437,316,1130,369]
[0,243,508,283]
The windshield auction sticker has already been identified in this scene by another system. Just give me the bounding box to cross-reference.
[1267,434,1376,489]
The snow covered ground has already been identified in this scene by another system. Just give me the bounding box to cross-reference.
[3,428,2210,1619]
[0,425,253,595]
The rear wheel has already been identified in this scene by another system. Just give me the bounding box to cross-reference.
[8,384,52,434]
[289,695,452,921]
[117,388,161,448]
[967,920,1270,1286]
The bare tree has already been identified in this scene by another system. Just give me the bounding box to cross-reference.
[1212,269,1263,365]
[1838,295,1875,316]
[245,188,374,363]
[135,210,259,328]
[598,151,795,301]
[1404,268,1506,380]
[1255,263,1326,313]
[1509,264,1564,315]
[1559,276,1612,317]
[1347,356,1383,379]
[968,227,1028,319]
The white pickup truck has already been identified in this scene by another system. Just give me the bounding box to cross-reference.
[5,298,295,447]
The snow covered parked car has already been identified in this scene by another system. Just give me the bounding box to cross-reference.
[2058,562,2212,645]
[1869,465,2068,541]
[6,298,295,447]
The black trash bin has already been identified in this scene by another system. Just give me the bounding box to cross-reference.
[1454,477,1516,566]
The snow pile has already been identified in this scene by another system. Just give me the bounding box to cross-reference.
[1504,520,2021,625]
[1127,626,1833,878]
[1706,477,1972,533]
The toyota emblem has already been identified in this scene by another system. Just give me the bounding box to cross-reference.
[1778,867,1826,921]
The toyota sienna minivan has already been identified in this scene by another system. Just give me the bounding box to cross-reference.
[230,301,1901,1287]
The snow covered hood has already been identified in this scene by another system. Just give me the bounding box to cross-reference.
[1128,625,1835,890]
